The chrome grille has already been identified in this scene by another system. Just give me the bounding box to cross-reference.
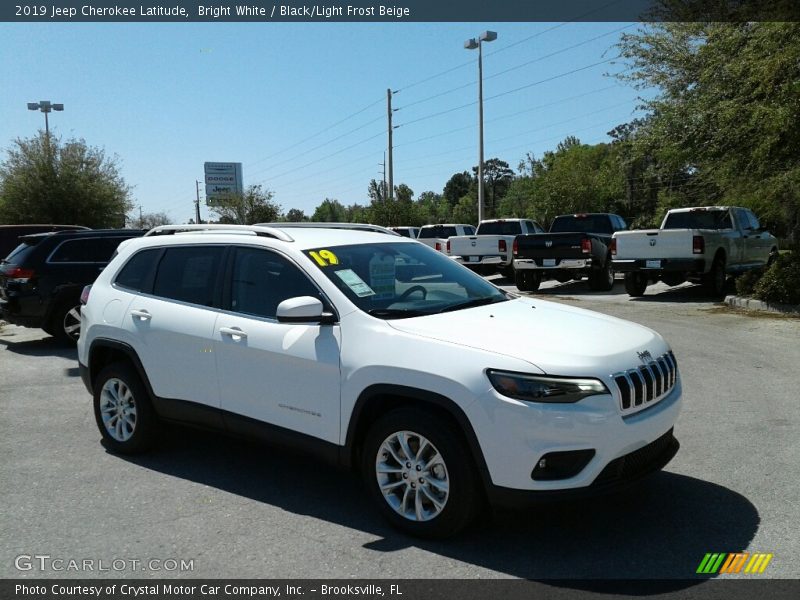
[614,351,678,413]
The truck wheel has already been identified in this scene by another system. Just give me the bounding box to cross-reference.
[515,270,540,292]
[624,272,648,297]
[703,254,727,296]
[589,260,614,291]
[361,408,482,538]
[767,249,778,268]
[93,362,159,454]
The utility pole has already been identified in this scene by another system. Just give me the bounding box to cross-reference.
[381,152,387,200]
[195,180,202,224]
[139,205,143,227]
[387,88,394,201]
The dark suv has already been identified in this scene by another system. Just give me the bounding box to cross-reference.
[0,229,145,343]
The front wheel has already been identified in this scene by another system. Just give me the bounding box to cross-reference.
[624,272,648,297]
[93,362,158,454]
[361,408,482,538]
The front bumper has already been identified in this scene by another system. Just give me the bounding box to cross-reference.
[514,258,591,270]
[612,258,706,273]
[466,376,683,496]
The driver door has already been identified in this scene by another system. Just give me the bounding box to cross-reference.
[213,247,341,443]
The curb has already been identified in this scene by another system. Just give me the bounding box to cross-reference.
[725,295,800,315]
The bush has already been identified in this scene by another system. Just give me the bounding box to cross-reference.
[753,251,800,305]
[735,269,763,297]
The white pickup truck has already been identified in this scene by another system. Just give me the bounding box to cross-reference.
[417,223,475,254]
[449,218,545,276]
[612,206,778,297]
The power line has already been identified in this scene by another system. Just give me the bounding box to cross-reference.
[244,96,384,170]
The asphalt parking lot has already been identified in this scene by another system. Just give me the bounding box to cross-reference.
[1,277,799,587]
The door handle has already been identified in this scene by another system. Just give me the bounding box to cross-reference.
[130,309,151,321]
[220,326,248,340]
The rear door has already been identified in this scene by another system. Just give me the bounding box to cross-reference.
[123,245,224,409]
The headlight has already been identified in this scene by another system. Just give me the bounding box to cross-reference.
[486,370,609,404]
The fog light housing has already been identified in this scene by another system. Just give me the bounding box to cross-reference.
[531,449,596,480]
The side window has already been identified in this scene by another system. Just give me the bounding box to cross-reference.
[114,249,161,292]
[230,248,323,319]
[50,237,130,263]
[746,210,761,231]
[734,209,750,230]
[152,246,224,306]
[615,216,628,231]
[464,226,476,235]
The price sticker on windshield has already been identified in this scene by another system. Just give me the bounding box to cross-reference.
[307,249,339,267]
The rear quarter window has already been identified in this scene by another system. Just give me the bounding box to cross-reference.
[114,249,161,292]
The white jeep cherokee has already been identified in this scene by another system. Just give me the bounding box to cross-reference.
[78,223,682,538]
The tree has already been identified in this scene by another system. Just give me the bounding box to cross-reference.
[210,185,280,225]
[472,158,514,218]
[285,208,306,222]
[0,132,132,227]
[443,171,474,207]
[617,20,800,240]
[312,198,348,222]
[129,211,171,230]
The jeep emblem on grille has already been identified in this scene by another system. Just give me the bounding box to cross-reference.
[649,239,657,246]
[545,241,553,248]
[637,350,653,362]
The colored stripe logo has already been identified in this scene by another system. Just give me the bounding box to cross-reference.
[697,552,773,574]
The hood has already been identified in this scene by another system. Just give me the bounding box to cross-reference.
[387,297,667,377]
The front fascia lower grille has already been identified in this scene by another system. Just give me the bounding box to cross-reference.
[613,351,678,415]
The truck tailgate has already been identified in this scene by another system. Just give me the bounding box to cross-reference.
[515,233,589,260]
[449,235,506,257]
[614,229,695,260]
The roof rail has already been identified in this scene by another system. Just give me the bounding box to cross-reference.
[144,224,294,242]
[258,222,400,236]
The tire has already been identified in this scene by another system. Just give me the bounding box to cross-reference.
[514,270,541,292]
[361,408,483,538]
[703,254,727,297]
[767,249,778,268]
[51,300,82,344]
[588,259,614,292]
[93,362,158,454]
[624,272,648,297]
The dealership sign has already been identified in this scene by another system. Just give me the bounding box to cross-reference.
[204,162,243,205]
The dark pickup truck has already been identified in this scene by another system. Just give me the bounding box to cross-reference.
[511,213,628,291]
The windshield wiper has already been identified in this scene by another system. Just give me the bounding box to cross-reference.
[367,308,430,319]
[437,296,507,314]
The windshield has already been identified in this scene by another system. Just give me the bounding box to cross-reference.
[304,242,508,319]
[550,215,612,234]
[663,210,733,230]
[477,221,522,235]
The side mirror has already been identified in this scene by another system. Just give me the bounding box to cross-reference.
[276,296,335,324]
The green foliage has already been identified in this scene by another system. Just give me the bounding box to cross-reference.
[0,132,132,227]
[735,268,762,297]
[472,158,514,218]
[451,194,478,225]
[211,184,280,225]
[129,211,171,230]
[617,21,800,241]
[443,172,474,208]
[285,208,306,222]
[753,251,800,305]
[311,198,348,222]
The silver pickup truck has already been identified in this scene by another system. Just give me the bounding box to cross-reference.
[612,206,778,297]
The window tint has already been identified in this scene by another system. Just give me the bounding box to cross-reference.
[153,246,224,306]
[550,215,613,234]
[746,210,761,230]
[114,249,161,292]
[231,248,323,319]
[663,210,732,230]
[419,226,458,239]
[734,209,752,230]
[4,241,39,264]
[477,221,522,235]
[464,226,476,235]
[50,237,129,263]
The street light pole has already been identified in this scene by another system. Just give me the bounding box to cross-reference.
[27,100,64,138]
[465,31,497,223]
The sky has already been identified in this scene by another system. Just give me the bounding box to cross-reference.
[0,21,654,223]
